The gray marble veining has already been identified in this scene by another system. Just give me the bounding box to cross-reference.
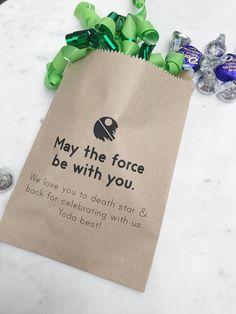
[0,0,236,313]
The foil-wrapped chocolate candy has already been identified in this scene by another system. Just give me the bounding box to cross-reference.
[179,45,203,72]
[170,31,191,52]
[200,34,227,72]
[170,31,202,73]
[0,168,13,192]
[205,34,226,58]
[200,54,226,73]
[197,69,218,95]
[216,80,236,102]
[215,53,236,82]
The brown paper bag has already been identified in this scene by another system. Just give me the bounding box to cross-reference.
[0,51,192,291]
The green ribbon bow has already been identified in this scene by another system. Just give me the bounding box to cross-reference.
[45,0,184,89]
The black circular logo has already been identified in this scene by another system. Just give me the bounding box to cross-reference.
[93,117,118,142]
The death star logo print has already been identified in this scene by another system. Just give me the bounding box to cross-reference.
[93,117,118,142]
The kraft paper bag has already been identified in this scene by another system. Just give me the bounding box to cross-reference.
[0,51,193,291]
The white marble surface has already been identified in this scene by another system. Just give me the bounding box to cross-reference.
[1,0,236,313]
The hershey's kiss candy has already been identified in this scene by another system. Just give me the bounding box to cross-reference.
[200,53,227,72]
[216,80,236,102]
[170,31,191,52]
[197,69,218,95]
[0,168,13,192]
[200,34,227,72]
[205,34,226,58]
[200,55,226,72]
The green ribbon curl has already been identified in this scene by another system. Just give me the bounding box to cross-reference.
[121,14,139,56]
[44,46,88,89]
[95,17,116,37]
[74,2,100,28]
[108,12,126,33]
[165,52,185,75]
[130,14,159,45]
[149,53,166,68]
[45,0,182,90]
[133,0,145,9]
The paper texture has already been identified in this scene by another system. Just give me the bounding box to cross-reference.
[0,51,193,291]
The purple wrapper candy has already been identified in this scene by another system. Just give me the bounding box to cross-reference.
[215,53,236,82]
[179,45,203,72]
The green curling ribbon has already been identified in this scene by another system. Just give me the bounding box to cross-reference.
[121,14,139,56]
[133,0,145,9]
[66,27,119,52]
[108,12,126,33]
[74,2,101,28]
[44,46,88,89]
[149,53,165,68]
[121,14,137,42]
[98,32,119,52]
[139,43,155,60]
[95,16,116,38]
[120,0,151,56]
[138,20,159,45]
[114,37,122,51]
[66,29,96,49]
[135,4,146,19]
[131,0,159,45]
[45,0,172,90]
[74,3,118,52]
[165,52,185,75]
[131,14,159,45]
[88,29,100,48]
[122,40,140,56]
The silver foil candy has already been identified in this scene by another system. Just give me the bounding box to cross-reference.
[205,34,226,58]
[216,80,236,102]
[200,34,227,73]
[197,69,218,95]
[0,168,13,192]
[170,31,191,52]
